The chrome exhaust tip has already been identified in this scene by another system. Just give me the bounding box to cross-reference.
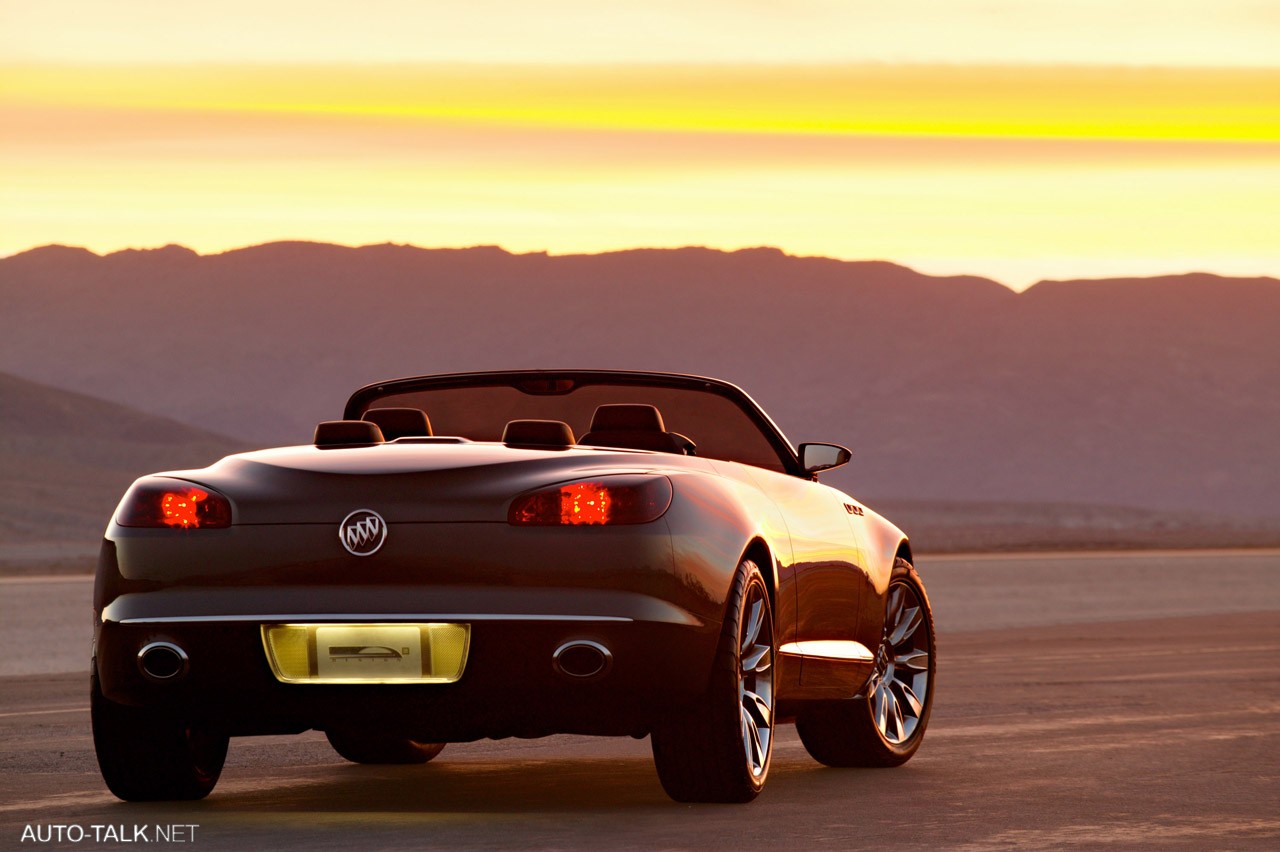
[137,641,189,682]
[552,640,612,680]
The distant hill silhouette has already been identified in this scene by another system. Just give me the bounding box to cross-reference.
[2,372,1274,567]
[0,371,247,554]
[2,241,1277,518]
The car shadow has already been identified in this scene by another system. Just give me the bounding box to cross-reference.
[100,751,936,819]
[129,757,674,814]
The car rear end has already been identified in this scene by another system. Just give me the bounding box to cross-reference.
[94,444,726,742]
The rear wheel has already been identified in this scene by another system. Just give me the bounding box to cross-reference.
[91,670,229,801]
[797,557,935,767]
[325,730,445,764]
[651,558,775,803]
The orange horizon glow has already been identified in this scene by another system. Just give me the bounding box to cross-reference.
[3,60,1278,290]
[5,63,1278,142]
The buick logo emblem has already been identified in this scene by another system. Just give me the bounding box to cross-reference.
[339,509,387,556]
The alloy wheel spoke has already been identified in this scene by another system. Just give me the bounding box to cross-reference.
[742,598,764,654]
[742,644,771,674]
[747,714,764,771]
[893,680,924,717]
[894,648,929,671]
[874,683,888,732]
[737,578,773,776]
[886,690,906,741]
[742,688,771,727]
[872,580,931,745]
[741,707,764,772]
[889,605,922,647]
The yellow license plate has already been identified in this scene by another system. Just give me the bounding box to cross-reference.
[261,623,470,684]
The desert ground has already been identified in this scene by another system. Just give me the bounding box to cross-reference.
[2,549,1277,849]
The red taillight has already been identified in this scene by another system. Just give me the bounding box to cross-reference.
[508,476,673,526]
[116,479,232,529]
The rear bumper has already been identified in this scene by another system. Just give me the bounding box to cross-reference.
[96,607,717,739]
[95,520,729,739]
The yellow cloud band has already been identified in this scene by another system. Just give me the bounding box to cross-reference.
[5,63,1278,142]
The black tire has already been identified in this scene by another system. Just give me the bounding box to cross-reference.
[325,729,446,765]
[91,670,229,801]
[797,557,935,768]
[651,558,775,803]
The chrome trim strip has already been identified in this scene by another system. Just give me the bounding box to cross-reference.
[778,640,875,662]
[115,613,633,624]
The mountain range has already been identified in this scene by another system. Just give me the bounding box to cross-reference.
[2,241,1277,527]
[0,371,247,567]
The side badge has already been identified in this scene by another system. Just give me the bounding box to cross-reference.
[340,509,388,556]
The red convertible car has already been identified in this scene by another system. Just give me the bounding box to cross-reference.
[93,370,935,803]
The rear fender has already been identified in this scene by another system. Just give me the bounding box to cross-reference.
[662,471,792,638]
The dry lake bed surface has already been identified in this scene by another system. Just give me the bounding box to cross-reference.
[1,549,1277,849]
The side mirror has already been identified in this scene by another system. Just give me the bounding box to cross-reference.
[799,442,852,475]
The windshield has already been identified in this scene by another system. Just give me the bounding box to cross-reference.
[348,373,795,473]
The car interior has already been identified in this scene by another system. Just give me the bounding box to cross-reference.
[340,403,698,455]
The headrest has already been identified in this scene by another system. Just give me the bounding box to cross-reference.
[363,407,433,440]
[502,419,576,448]
[314,420,384,447]
[580,430,688,454]
[588,404,665,433]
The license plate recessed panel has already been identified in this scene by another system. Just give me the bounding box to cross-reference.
[261,623,470,684]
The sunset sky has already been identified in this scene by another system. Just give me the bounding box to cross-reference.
[2,1,1277,289]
